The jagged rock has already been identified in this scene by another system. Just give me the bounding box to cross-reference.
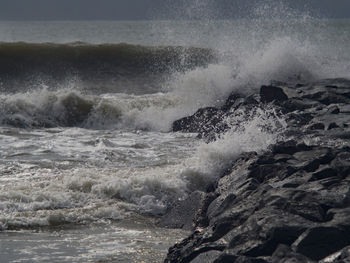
[165,144,350,262]
[158,191,209,230]
[271,140,311,155]
[271,244,314,263]
[260,85,288,103]
[303,92,350,105]
[320,245,350,262]
[328,105,340,114]
[279,98,317,113]
[309,167,338,181]
[292,227,350,260]
[172,93,259,140]
[166,79,350,263]
[309,122,325,130]
[214,254,267,263]
[191,250,223,263]
[172,107,222,133]
[221,93,242,111]
[328,122,340,130]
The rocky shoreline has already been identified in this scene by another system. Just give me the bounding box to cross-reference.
[162,78,350,262]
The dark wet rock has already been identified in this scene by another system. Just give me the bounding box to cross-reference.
[214,254,267,263]
[331,131,350,139]
[166,79,350,262]
[330,151,350,177]
[172,93,259,141]
[303,92,350,105]
[309,167,338,182]
[308,122,325,130]
[221,93,243,111]
[171,79,350,141]
[191,250,223,263]
[286,112,314,127]
[172,107,230,141]
[271,140,312,155]
[271,244,314,263]
[260,85,288,103]
[320,245,350,263]
[292,148,333,172]
[165,145,350,262]
[158,191,210,230]
[328,122,340,130]
[172,107,222,133]
[328,105,340,114]
[292,227,350,261]
[279,98,317,113]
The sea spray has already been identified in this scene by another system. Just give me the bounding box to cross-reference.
[1,1,350,262]
[1,18,350,130]
[0,102,287,228]
[181,106,287,190]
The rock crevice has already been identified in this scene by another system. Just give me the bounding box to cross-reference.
[164,79,350,263]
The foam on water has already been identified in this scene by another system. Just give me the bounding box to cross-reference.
[0,105,286,230]
[0,127,199,229]
[0,221,188,263]
[0,164,192,229]
[0,10,348,228]
[1,4,350,263]
[0,64,234,131]
[1,6,350,131]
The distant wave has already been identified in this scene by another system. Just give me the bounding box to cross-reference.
[1,34,348,130]
[0,42,216,93]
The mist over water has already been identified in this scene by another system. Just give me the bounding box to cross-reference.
[1,1,350,262]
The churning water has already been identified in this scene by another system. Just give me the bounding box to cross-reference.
[1,3,350,262]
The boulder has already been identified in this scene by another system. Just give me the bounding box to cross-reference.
[260,85,288,103]
[166,79,350,262]
[292,227,350,261]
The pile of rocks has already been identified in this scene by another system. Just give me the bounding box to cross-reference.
[164,79,350,262]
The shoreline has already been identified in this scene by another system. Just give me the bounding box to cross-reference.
[164,78,350,262]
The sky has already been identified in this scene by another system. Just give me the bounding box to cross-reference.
[0,0,350,20]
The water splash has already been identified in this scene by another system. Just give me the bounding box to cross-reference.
[182,106,287,190]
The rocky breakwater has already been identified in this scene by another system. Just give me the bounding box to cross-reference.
[164,78,350,262]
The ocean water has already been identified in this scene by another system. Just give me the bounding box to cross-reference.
[1,14,350,263]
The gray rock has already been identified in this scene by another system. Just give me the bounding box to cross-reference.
[271,244,314,263]
[328,122,340,130]
[260,85,288,103]
[320,245,350,263]
[166,79,350,262]
[292,227,350,261]
[328,105,340,114]
[158,191,209,230]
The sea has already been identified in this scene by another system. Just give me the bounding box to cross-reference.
[0,13,350,263]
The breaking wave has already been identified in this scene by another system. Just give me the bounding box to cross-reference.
[0,34,347,130]
[1,15,350,131]
[0,42,216,94]
[0,88,177,129]
[0,25,339,130]
[1,1,350,229]
[0,106,286,229]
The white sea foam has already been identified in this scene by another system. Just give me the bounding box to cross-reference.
[0,101,286,228]
[0,127,198,228]
[0,107,285,229]
[181,106,287,189]
[1,1,350,232]
[1,15,350,131]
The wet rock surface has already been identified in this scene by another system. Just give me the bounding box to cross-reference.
[165,79,350,262]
